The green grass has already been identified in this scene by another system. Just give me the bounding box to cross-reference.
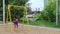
[18,17,60,28]
[19,20,60,28]
[33,20,60,28]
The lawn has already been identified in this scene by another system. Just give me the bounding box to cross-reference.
[19,20,60,28]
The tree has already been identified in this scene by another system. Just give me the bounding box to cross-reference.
[0,0,3,21]
[0,0,3,9]
[5,0,28,6]
[5,0,28,21]
[58,0,60,22]
[35,0,56,22]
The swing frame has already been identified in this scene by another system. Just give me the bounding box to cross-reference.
[6,4,30,32]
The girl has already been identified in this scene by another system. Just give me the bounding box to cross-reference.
[13,18,18,29]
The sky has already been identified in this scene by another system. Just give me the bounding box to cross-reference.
[28,0,44,11]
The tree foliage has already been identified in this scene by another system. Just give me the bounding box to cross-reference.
[5,0,28,21]
[58,0,60,22]
[5,0,28,6]
[35,0,56,22]
[0,0,3,10]
[11,7,24,20]
[0,0,3,21]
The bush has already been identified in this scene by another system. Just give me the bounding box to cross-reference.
[20,18,31,24]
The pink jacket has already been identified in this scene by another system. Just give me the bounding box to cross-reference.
[13,19,18,24]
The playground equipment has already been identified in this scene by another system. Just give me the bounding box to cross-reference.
[6,4,30,32]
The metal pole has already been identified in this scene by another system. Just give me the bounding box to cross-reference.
[56,0,58,26]
[25,0,30,31]
[3,0,5,24]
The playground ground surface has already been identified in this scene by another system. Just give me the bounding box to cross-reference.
[0,23,60,34]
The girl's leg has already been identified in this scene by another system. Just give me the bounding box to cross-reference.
[13,24,16,30]
[16,24,18,28]
[14,24,16,28]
